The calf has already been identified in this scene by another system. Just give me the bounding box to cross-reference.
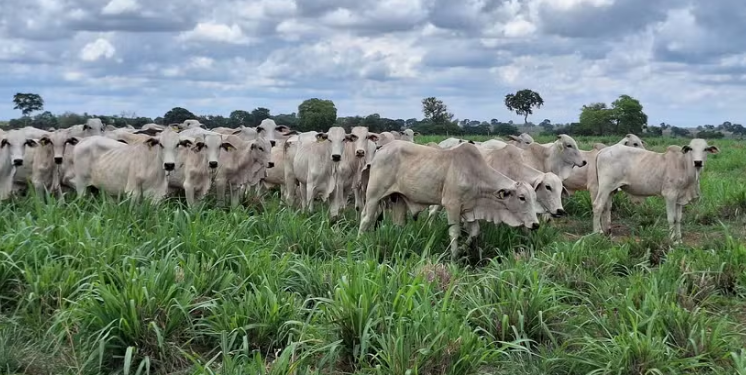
[0,130,38,201]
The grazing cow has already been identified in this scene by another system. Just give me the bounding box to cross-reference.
[0,130,38,201]
[358,141,540,261]
[592,138,719,242]
[28,130,80,198]
[88,128,185,203]
[429,144,566,220]
[520,134,586,180]
[213,136,273,207]
[168,133,236,206]
[507,133,535,149]
[71,136,128,195]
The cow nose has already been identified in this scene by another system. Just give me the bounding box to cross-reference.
[13,159,23,166]
[531,223,540,230]
[208,161,218,169]
[270,140,276,147]
[580,160,588,167]
[356,150,365,157]
[331,154,341,162]
[556,208,567,216]
[268,162,275,168]
[164,162,175,171]
[694,160,703,168]
[54,157,63,165]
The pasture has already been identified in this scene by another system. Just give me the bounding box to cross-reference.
[1,134,745,375]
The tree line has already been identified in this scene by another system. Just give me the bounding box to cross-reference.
[5,91,741,139]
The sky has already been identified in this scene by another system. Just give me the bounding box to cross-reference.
[1,0,745,127]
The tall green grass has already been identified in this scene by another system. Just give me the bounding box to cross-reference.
[0,135,744,374]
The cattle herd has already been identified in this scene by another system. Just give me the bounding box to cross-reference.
[0,118,719,261]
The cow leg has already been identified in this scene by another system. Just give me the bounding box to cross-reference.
[390,196,407,226]
[354,186,364,212]
[329,185,343,221]
[664,197,678,243]
[464,221,482,261]
[184,182,196,207]
[592,189,613,235]
[230,185,242,208]
[358,197,381,234]
[215,181,227,206]
[305,182,315,212]
[445,207,462,262]
[427,205,442,223]
[675,204,683,242]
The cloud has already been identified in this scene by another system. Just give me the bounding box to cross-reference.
[1,0,745,127]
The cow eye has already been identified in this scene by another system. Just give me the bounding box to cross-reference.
[546,185,552,191]
[258,147,264,152]
[519,196,526,201]
[633,143,639,147]
[566,144,572,148]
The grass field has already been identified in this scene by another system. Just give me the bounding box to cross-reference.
[1,134,745,375]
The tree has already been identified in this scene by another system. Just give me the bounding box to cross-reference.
[272,113,300,128]
[493,123,520,136]
[229,110,253,128]
[13,93,44,124]
[421,97,454,124]
[163,107,197,124]
[31,111,58,129]
[578,102,615,135]
[298,98,337,131]
[611,95,647,135]
[251,107,271,126]
[504,89,544,125]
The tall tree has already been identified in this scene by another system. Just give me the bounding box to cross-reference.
[229,110,253,128]
[579,102,614,136]
[163,107,196,124]
[611,94,647,135]
[13,93,44,124]
[251,107,271,126]
[504,89,544,125]
[421,97,454,124]
[298,98,337,131]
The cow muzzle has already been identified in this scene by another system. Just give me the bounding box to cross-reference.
[331,154,341,162]
[268,162,275,168]
[694,160,703,168]
[13,159,23,166]
[208,161,218,169]
[552,209,567,218]
[164,162,175,171]
[54,157,63,165]
[356,150,365,158]
[270,140,276,147]
[530,222,540,230]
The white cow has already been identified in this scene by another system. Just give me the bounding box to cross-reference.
[168,133,236,206]
[438,137,477,149]
[67,118,105,138]
[213,135,273,207]
[519,134,587,180]
[358,141,540,261]
[0,130,38,201]
[507,133,535,149]
[28,130,80,198]
[71,136,128,195]
[88,128,185,203]
[592,138,719,242]
[400,129,419,142]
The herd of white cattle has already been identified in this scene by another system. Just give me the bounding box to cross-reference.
[0,117,719,261]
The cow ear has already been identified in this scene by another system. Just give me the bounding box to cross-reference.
[624,140,630,146]
[315,133,328,142]
[135,128,161,136]
[468,140,475,144]
[145,138,160,147]
[232,129,243,135]
[508,135,520,142]
[682,145,692,153]
[25,139,38,147]
[39,137,51,146]
[414,131,420,136]
[179,139,193,148]
[706,146,720,154]
[367,133,379,142]
[561,186,571,197]
[275,125,290,133]
[117,139,129,144]
[192,142,206,152]
[83,124,91,130]
[284,130,299,136]
[221,142,236,151]
[496,189,512,199]
[66,137,79,145]
[531,177,542,190]
[345,134,358,142]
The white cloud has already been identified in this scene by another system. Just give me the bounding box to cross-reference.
[101,0,140,15]
[79,38,116,61]
[178,23,252,44]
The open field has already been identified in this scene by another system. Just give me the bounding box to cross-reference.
[1,134,746,375]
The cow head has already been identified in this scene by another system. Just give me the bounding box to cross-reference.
[1,129,37,167]
[254,118,292,147]
[400,129,418,142]
[620,133,646,149]
[495,181,541,230]
[39,130,79,165]
[152,127,182,172]
[346,126,380,159]
[82,118,104,136]
[531,172,566,217]
[316,126,347,162]
[682,138,719,170]
[509,133,534,149]
[555,134,587,168]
